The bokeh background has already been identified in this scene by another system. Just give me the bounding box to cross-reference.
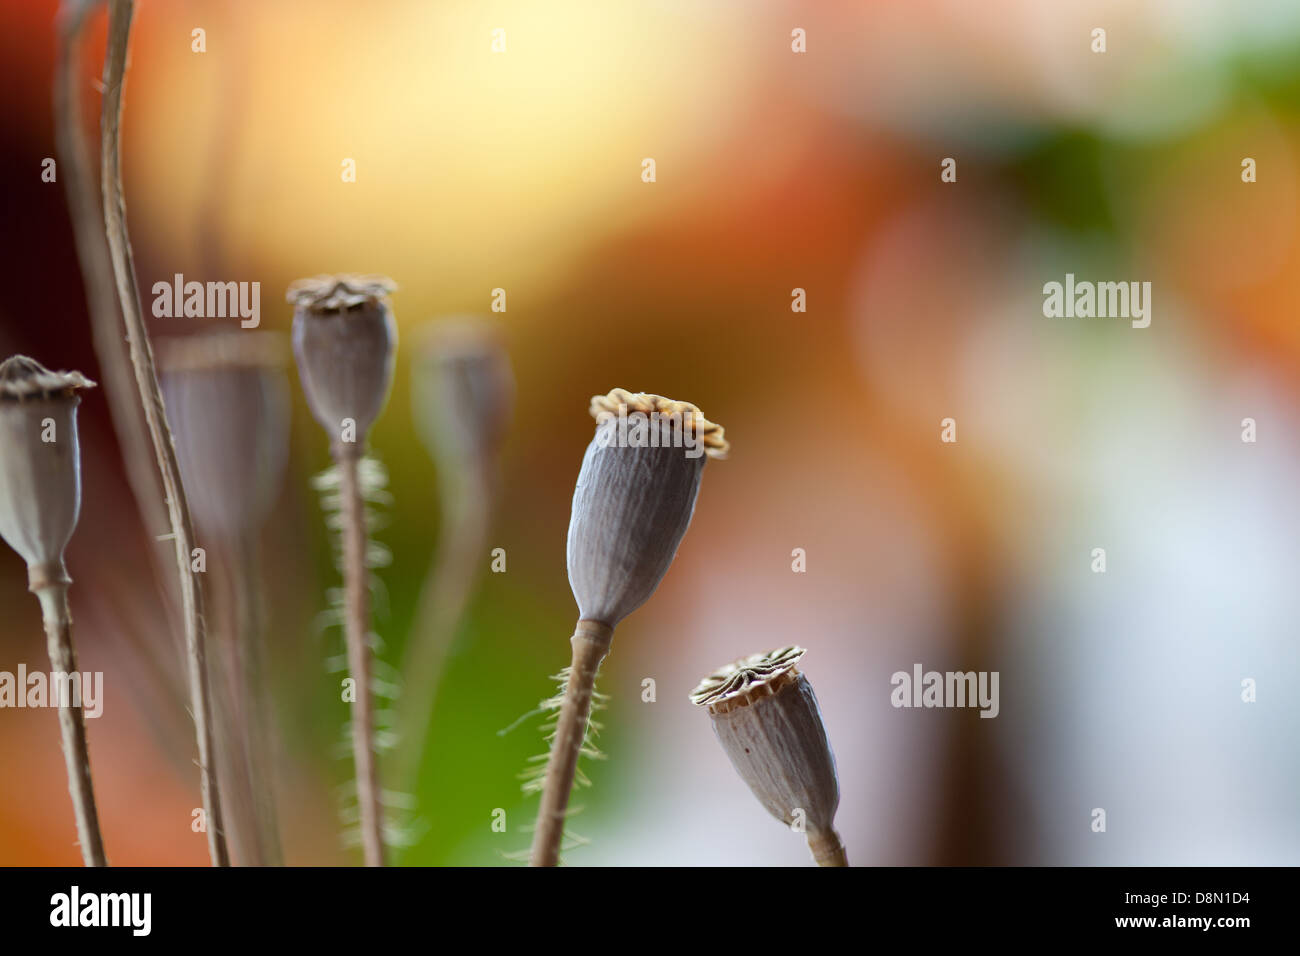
[2,0,1299,865]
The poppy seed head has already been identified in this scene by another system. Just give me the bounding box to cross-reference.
[412,318,514,469]
[158,333,291,540]
[566,389,724,626]
[289,275,397,453]
[689,645,806,713]
[0,355,93,573]
[0,355,96,402]
[692,646,840,840]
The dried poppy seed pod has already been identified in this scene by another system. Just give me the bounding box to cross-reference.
[412,318,514,471]
[691,646,848,866]
[397,319,514,787]
[0,354,106,866]
[566,388,728,626]
[290,275,397,866]
[157,331,291,866]
[157,331,290,542]
[0,356,95,584]
[288,275,397,456]
[531,388,727,866]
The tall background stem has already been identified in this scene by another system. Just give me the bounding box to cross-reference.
[100,0,228,867]
[234,537,283,865]
[54,2,180,654]
[396,463,490,788]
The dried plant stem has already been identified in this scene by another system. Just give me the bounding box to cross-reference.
[529,620,613,867]
[808,828,849,867]
[233,539,283,865]
[212,543,275,866]
[101,0,228,867]
[397,466,491,787]
[212,611,263,866]
[32,563,107,867]
[337,450,384,866]
[53,5,178,635]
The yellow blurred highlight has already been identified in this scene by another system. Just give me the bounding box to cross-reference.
[124,0,755,318]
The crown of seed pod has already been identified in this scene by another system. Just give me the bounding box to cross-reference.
[566,388,727,626]
[288,275,397,454]
[691,646,847,866]
[411,318,514,471]
[157,332,291,542]
[0,356,96,582]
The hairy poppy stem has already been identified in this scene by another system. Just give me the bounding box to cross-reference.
[529,620,612,867]
[338,450,385,866]
[33,565,107,867]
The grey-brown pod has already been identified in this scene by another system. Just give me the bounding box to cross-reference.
[566,388,727,627]
[531,388,728,867]
[0,356,95,576]
[157,331,290,542]
[691,646,848,866]
[288,275,397,454]
[412,317,514,471]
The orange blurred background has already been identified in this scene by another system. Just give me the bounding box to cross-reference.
[2,0,1298,865]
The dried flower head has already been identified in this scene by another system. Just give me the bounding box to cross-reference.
[157,332,290,541]
[691,646,847,866]
[0,355,96,574]
[287,275,396,313]
[566,388,725,626]
[531,388,727,865]
[288,275,397,453]
[690,645,807,710]
[411,318,514,470]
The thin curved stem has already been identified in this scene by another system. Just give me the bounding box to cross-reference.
[529,620,613,867]
[54,2,180,653]
[101,0,228,866]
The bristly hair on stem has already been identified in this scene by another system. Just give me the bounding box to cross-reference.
[100,0,228,866]
[519,666,608,797]
[312,457,418,858]
[498,666,607,863]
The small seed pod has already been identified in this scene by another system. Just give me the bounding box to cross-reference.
[287,275,397,455]
[157,332,291,542]
[566,388,728,626]
[0,356,95,580]
[691,646,848,866]
[412,318,514,472]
